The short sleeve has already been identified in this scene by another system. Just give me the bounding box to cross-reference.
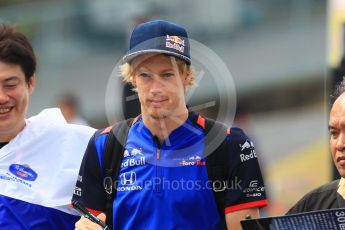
[224,128,268,213]
[72,131,107,213]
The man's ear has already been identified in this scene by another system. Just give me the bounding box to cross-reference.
[28,74,36,94]
[184,73,192,86]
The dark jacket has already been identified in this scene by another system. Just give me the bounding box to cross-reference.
[287,180,345,215]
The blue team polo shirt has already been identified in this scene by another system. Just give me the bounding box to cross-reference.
[73,113,268,230]
[112,117,221,229]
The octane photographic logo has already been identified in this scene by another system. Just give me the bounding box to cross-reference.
[105,37,236,167]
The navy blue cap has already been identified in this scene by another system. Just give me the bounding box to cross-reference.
[123,20,191,64]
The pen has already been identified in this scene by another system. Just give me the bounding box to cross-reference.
[72,200,109,230]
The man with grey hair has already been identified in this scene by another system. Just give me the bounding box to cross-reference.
[287,77,345,214]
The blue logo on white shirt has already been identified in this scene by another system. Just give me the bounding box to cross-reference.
[9,164,38,181]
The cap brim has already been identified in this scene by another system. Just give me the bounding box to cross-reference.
[123,49,191,64]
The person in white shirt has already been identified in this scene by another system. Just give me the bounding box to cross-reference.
[0,24,95,229]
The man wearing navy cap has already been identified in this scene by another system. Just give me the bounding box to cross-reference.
[74,20,267,230]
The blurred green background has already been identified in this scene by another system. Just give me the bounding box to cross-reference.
[0,0,336,216]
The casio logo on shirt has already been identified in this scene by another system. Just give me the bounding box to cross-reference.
[243,180,265,197]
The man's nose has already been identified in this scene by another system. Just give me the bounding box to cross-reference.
[149,76,165,94]
[0,88,9,104]
[336,133,345,152]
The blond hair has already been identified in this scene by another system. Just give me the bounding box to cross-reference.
[120,54,197,92]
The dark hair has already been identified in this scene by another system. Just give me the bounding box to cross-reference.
[0,24,36,82]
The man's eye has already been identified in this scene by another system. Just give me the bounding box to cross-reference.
[139,73,151,78]
[5,84,16,88]
[162,73,174,78]
[330,131,338,138]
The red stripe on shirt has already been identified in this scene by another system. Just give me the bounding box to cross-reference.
[132,115,140,125]
[86,208,104,216]
[196,115,205,129]
[70,202,105,216]
[225,199,268,214]
[101,126,112,134]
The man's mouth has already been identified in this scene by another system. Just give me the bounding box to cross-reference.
[149,99,168,107]
[0,107,12,114]
[151,99,167,103]
[337,156,345,166]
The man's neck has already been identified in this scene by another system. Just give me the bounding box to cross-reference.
[142,109,189,143]
[0,120,26,142]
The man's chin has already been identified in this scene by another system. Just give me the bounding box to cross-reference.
[149,113,168,120]
[147,109,169,119]
[0,123,19,135]
[337,168,345,179]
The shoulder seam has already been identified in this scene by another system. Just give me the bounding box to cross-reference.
[307,180,340,195]
[101,126,112,135]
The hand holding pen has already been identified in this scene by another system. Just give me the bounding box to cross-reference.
[72,200,109,230]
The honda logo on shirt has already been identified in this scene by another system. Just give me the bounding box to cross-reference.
[120,171,136,185]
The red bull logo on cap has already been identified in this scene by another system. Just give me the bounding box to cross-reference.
[166,35,185,46]
[166,35,185,53]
